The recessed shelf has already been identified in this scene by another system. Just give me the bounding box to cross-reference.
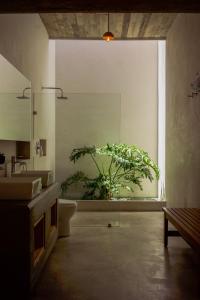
[33,214,45,266]
[16,141,30,159]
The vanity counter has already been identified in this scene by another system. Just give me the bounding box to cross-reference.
[0,182,59,297]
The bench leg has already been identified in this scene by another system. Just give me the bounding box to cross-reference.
[164,214,168,247]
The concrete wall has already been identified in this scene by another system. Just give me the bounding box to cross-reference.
[0,14,55,171]
[166,14,200,207]
[55,40,158,198]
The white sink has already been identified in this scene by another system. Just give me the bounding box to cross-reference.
[12,170,54,188]
[0,177,42,200]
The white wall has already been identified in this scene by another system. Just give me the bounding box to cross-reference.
[0,14,55,171]
[55,40,158,198]
[0,54,30,92]
[166,14,200,207]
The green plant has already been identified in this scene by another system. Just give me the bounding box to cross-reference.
[61,143,159,200]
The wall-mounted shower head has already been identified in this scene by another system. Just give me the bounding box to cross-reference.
[16,87,31,100]
[57,95,68,100]
[42,86,68,100]
[16,95,30,100]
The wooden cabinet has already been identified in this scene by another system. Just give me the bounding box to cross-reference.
[0,183,59,298]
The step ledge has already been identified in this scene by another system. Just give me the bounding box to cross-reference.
[76,199,166,212]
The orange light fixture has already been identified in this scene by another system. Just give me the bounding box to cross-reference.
[102,13,114,42]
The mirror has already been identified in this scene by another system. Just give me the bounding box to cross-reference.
[0,54,31,141]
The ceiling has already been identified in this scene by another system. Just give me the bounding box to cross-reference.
[0,1,199,13]
[40,13,177,40]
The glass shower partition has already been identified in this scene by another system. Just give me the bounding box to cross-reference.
[55,92,122,227]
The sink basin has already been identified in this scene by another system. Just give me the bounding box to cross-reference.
[0,177,42,200]
[12,170,54,188]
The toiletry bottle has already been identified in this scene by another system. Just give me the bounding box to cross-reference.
[6,162,12,177]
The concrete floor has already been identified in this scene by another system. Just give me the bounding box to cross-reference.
[32,212,200,300]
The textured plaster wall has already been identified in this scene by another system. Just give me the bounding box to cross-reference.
[0,14,55,171]
[166,14,200,207]
[55,40,158,198]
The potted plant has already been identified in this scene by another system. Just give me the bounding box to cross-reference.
[61,143,159,200]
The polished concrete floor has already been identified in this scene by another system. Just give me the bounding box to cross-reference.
[32,212,200,300]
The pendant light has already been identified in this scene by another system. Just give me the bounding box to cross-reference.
[102,13,114,42]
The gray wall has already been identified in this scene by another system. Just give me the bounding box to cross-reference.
[166,14,200,207]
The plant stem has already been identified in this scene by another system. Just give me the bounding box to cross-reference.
[108,157,114,190]
[102,163,105,176]
[108,157,113,177]
[113,164,122,181]
[90,153,101,174]
[115,169,134,179]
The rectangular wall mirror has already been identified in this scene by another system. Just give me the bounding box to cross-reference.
[0,54,31,141]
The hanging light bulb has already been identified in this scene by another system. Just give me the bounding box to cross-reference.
[102,13,114,42]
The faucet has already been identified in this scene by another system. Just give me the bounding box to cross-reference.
[11,156,27,174]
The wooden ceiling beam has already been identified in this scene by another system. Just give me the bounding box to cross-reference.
[0,1,200,13]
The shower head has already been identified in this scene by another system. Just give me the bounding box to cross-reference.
[16,87,31,100]
[42,86,68,100]
[56,89,68,100]
[57,95,68,100]
[16,95,30,100]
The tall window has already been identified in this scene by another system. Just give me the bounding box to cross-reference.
[158,41,166,198]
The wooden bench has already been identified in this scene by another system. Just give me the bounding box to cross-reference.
[162,207,200,251]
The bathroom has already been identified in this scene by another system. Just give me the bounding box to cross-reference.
[0,14,165,208]
[0,9,200,300]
